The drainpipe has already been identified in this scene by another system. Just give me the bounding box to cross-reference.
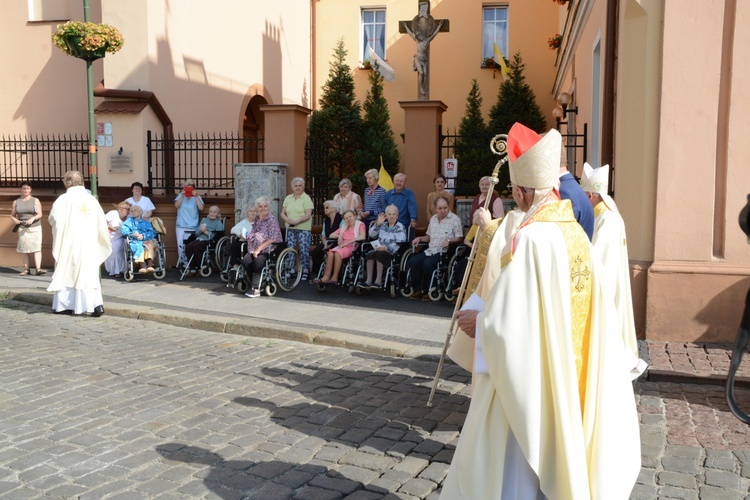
[93,81,174,189]
[602,0,619,186]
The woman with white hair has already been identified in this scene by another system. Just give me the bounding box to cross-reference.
[360,168,386,227]
[310,200,343,277]
[104,200,131,277]
[241,196,282,298]
[332,178,362,216]
[280,177,314,281]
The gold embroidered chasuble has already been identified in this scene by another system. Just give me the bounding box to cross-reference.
[441,200,641,500]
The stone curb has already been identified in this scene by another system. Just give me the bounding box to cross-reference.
[1,291,442,362]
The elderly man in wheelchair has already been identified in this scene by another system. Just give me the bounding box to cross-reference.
[407,196,464,301]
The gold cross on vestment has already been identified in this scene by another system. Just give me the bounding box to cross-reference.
[570,255,591,292]
[78,203,93,217]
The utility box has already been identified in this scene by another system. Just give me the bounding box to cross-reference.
[235,163,287,224]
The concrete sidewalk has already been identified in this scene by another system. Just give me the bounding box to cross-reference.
[2,270,748,387]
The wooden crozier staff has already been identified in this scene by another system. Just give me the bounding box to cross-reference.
[427,134,508,407]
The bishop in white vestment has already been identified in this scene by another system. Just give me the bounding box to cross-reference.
[47,171,111,315]
[581,162,647,378]
[441,124,641,499]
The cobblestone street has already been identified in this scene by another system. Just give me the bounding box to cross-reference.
[1,298,750,499]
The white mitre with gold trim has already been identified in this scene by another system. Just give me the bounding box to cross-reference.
[507,123,562,189]
[581,162,618,213]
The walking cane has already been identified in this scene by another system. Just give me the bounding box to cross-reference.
[427,134,508,407]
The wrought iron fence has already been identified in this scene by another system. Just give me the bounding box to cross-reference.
[304,138,332,245]
[0,134,89,188]
[147,130,264,194]
[559,122,588,180]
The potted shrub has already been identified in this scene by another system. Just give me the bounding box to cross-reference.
[53,21,124,62]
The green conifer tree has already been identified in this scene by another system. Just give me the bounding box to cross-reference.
[354,62,400,193]
[488,52,548,136]
[454,80,495,196]
[308,39,364,195]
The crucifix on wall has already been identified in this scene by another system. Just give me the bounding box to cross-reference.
[399,0,450,101]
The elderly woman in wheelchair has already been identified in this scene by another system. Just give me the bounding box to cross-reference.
[313,209,365,286]
[184,205,224,277]
[120,205,158,274]
[358,204,406,290]
[240,197,283,298]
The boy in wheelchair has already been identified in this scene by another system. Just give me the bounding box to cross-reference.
[184,206,224,276]
[120,205,158,273]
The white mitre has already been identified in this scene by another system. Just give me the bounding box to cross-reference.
[581,162,618,213]
[508,125,562,189]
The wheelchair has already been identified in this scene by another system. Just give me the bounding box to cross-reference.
[178,218,227,280]
[122,232,168,282]
[356,241,411,298]
[399,242,467,302]
[225,242,301,296]
[314,241,365,294]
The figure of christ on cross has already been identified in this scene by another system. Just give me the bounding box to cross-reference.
[400,0,449,100]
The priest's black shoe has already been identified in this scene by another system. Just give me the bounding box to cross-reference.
[53,309,73,315]
[92,305,105,317]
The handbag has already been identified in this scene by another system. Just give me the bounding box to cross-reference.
[12,223,20,233]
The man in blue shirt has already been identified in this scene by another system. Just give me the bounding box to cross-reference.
[385,173,418,238]
[559,161,594,240]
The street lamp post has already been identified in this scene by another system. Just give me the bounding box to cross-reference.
[83,0,98,199]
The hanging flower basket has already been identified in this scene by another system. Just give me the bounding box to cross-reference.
[52,21,124,62]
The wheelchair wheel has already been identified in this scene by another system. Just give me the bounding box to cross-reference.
[220,270,230,283]
[275,247,301,291]
[400,248,414,298]
[444,289,456,303]
[428,287,443,301]
[123,269,135,282]
[153,268,166,280]
[215,236,231,271]
[389,282,397,299]
[236,279,248,294]
[199,265,212,277]
[265,281,278,297]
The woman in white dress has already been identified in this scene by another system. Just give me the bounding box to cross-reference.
[104,201,131,277]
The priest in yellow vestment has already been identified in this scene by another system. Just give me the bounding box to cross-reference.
[441,124,641,499]
[581,162,647,378]
[47,171,111,316]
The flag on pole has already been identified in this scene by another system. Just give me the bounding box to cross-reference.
[378,156,394,191]
[368,45,395,83]
[493,43,511,80]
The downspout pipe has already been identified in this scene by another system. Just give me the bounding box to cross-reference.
[602,0,618,183]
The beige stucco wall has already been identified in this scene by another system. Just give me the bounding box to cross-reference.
[0,0,101,134]
[646,0,750,341]
[101,0,312,133]
[615,0,662,264]
[1,1,311,137]
[314,0,560,169]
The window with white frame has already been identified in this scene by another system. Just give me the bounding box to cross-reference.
[361,8,386,64]
[482,6,508,65]
[28,0,69,22]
